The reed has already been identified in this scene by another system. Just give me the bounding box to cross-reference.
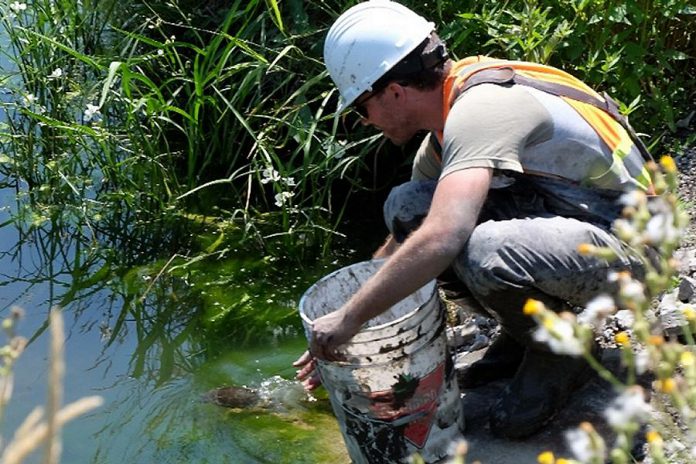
[0,309,103,464]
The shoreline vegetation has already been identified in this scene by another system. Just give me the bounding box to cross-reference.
[1,0,693,269]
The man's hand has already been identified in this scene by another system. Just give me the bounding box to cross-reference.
[293,350,322,391]
[309,308,362,362]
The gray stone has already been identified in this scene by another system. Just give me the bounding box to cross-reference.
[674,249,696,275]
[612,309,635,330]
[468,333,490,351]
[446,324,478,349]
[678,276,696,302]
[658,289,690,337]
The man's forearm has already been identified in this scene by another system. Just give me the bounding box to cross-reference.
[308,168,491,361]
[341,168,492,328]
[343,222,468,327]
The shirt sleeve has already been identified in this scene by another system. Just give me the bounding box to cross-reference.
[440,83,553,179]
[411,132,443,181]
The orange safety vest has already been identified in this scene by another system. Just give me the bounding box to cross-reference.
[434,56,654,192]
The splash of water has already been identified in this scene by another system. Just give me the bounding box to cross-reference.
[256,375,317,412]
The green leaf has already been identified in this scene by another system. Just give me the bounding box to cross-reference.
[99,61,122,108]
[608,5,632,25]
[265,0,284,33]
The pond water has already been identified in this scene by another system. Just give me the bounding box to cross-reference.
[0,183,352,464]
[0,204,359,464]
[0,31,351,463]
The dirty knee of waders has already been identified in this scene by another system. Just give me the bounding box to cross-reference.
[488,347,596,439]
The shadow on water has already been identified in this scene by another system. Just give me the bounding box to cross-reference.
[0,187,350,462]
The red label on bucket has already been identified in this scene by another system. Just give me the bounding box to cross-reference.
[365,363,444,448]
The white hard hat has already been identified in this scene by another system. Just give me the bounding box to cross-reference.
[324,1,435,113]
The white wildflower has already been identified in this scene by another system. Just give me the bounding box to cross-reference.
[605,386,651,429]
[565,427,595,463]
[284,177,296,187]
[533,316,584,356]
[635,348,650,375]
[619,190,647,207]
[578,294,616,327]
[48,68,63,79]
[274,191,294,207]
[84,103,101,122]
[620,279,646,304]
[9,2,27,12]
[261,167,281,184]
[644,212,680,245]
[22,93,35,106]
[157,49,164,56]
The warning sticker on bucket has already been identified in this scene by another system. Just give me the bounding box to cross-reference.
[364,363,444,448]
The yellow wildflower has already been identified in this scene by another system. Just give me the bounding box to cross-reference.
[646,430,663,444]
[615,331,630,347]
[537,451,555,464]
[683,306,696,321]
[658,378,676,394]
[577,243,595,255]
[659,155,677,174]
[524,299,544,316]
[680,351,695,367]
[556,460,572,464]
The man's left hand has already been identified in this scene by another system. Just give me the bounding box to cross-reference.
[309,308,361,362]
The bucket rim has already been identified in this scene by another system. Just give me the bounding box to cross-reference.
[298,259,437,333]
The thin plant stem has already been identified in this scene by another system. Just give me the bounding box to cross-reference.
[43,308,65,464]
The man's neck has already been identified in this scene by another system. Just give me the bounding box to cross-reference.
[413,61,451,133]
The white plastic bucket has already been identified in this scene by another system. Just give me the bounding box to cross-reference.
[299,260,464,463]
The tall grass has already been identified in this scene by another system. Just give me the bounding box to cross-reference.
[0,0,386,267]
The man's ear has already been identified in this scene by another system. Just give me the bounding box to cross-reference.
[387,81,407,101]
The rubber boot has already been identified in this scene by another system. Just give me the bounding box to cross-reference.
[488,344,597,438]
[458,330,524,389]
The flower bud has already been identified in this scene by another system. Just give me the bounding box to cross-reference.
[523,298,544,316]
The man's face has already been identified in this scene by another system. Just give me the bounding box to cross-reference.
[354,83,420,146]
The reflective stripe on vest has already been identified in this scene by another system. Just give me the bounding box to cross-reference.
[435,57,653,192]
